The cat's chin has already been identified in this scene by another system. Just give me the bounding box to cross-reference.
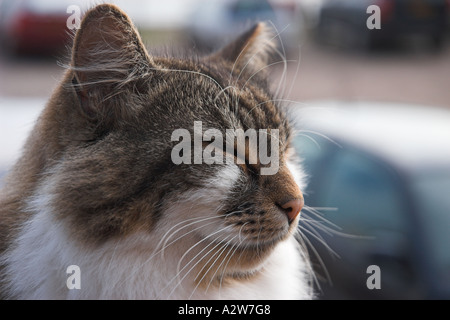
[192,235,289,288]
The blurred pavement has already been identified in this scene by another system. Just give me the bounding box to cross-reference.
[276,37,450,109]
[1,34,449,107]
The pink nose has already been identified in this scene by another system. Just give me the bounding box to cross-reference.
[280,198,304,223]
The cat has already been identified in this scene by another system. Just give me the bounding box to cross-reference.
[0,4,313,299]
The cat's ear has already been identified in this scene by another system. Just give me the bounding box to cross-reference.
[209,22,277,77]
[71,4,152,119]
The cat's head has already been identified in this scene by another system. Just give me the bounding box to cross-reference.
[37,4,306,284]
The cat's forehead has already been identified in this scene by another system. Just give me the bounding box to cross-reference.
[153,56,266,94]
[144,58,289,135]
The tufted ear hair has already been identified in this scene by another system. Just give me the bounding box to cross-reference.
[209,22,278,78]
[70,4,153,120]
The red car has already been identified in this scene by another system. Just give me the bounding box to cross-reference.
[0,0,86,55]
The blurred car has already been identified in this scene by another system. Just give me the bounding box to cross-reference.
[316,0,449,50]
[293,101,450,299]
[187,0,304,52]
[0,0,88,55]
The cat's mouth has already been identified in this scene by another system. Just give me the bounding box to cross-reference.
[188,212,295,287]
[221,207,298,246]
[199,211,297,270]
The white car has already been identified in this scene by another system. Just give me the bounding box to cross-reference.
[0,97,44,184]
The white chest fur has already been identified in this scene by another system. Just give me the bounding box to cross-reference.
[2,207,312,300]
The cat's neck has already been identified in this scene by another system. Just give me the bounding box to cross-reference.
[3,198,311,299]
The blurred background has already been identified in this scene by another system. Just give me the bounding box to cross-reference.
[0,0,449,299]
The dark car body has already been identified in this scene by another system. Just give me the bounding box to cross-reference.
[293,101,450,299]
[317,0,449,49]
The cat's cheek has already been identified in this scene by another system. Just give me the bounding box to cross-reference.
[158,164,242,241]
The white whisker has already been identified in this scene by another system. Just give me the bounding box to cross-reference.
[152,66,225,92]
[118,215,226,288]
[204,237,236,293]
[297,229,331,290]
[232,27,281,88]
[189,237,235,299]
[164,228,234,299]
[266,21,289,100]
[240,59,296,95]
[296,129,343,149]
[218,240,242,297]
[303,206,342,231]
[158,215,224,256]
[286,45,303,99]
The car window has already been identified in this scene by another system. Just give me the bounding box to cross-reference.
[295,135,421,297]
[294,134,408,234]
[317,148,421,294]
[318,149,407,235]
